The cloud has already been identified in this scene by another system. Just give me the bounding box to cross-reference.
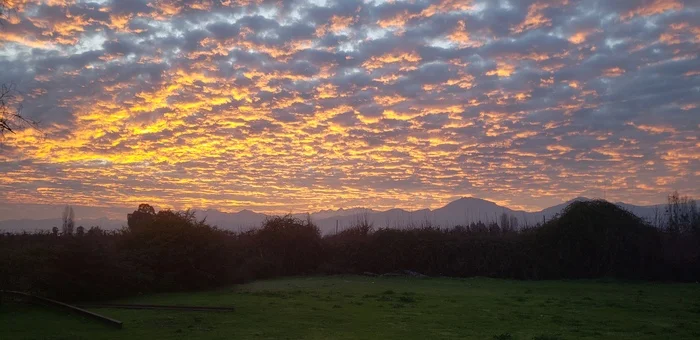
[0,0,697,213]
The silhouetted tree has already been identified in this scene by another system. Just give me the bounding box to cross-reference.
[509,215,519,230]
[471,221,488,234]
[666,191,699,234]
[652,206,663,229]
[127,203,157,231]
[533,200,663,279]
[499,213,510,231]
[251,215,322,277]
[61,206,75,236]
[86,226,104,236]
[75,226,85,236]
[499,213,518,233]
[119,206,236,291]
[51,226,59,236]
[488,221,501,235]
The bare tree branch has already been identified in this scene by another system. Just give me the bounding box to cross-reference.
[1,1,38,141]
[0,83,39,139]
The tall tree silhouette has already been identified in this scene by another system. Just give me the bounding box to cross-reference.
[666,191,699,234]
[61,206,75,236]
[127,203,157,231]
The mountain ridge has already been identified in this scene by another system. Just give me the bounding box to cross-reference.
[0,197,664,234]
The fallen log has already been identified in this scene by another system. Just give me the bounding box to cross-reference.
[0,290,123,329]
[77,303,235,312]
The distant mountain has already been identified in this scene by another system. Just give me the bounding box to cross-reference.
[308,197,517,234]
[309,197,663,234]
[305,207,377,221]
[0,203,133,221]
[201,209,267,232]
[614,201,665,224]
[1,198,664,234]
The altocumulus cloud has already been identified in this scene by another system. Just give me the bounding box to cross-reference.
[0,0,698,212]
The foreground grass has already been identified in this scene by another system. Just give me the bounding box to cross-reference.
[2,276,700,339]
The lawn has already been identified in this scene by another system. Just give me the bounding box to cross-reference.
[2,276,700,339]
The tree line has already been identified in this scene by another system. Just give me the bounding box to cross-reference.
[1,196,698,302]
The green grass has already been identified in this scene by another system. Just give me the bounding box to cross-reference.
[2,276,700,339]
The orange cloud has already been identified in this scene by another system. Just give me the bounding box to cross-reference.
[362,51,422,70]
[568,29,600,45]
[513,2,555,33]
[420,0,473,17]
[486,62,516,77]
[0,32,51,48]
[631,124,677,135]
[448,20,482,48]
[602,67,625,77]
[621,0,683,20]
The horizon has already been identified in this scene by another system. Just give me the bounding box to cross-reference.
[1,1,699,215]
[0,195,671,222]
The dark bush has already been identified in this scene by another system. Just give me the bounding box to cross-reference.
[118,209,237,291]
[253,215,322,276]
[530,200,665,279]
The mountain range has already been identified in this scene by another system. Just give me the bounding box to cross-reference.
[0,197,665,235]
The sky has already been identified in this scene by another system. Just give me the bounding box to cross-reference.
[0,0,698,215]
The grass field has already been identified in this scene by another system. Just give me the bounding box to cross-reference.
[2,276,700,339]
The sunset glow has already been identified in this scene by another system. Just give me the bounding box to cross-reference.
[0,0,698,213]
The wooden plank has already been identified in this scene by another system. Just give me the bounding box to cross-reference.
[78,303,235,312]
[0,290,123,329]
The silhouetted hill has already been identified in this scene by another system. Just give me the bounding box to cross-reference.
[532,200,662,278]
